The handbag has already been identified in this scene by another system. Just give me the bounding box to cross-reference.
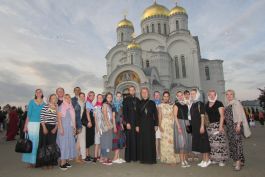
[15,133,32,153]
[81,105,88,126]
[198,102,210,127]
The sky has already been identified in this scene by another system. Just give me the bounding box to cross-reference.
[0,0,264,106]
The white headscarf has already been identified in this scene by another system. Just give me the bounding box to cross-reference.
[191,89,201,103]
[208,92,218,103]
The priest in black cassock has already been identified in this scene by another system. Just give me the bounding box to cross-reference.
[123,86,141,162]
[136,87,158,164]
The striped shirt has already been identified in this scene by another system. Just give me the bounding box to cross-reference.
[40,104,57,125]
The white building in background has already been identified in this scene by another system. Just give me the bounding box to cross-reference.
[103,2,225,102]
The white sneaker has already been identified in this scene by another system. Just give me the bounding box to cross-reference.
[119,158,126,163]
[197,161,205,167]
[113,159,122,164]
[201,160,211,168]
[181,162,187,168]
[184,160,191,167]
[219,162,225,167]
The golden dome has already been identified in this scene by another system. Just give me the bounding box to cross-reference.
[141,2,169,21]
[169,5,187,16]
[127,41,141,50]
[117,17,134,28]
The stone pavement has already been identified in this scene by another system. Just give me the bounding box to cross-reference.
[0,126,264,177]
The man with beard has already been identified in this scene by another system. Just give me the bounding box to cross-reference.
[123,86,140,162]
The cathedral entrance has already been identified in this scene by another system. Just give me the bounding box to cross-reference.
[114,70,141,97]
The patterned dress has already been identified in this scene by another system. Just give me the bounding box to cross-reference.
[224,105,245,163]
[112,106,126,150]
[160,103,180,164]
[206,101,229,162]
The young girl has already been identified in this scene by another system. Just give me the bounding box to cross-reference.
[93,94,104,163]
[112,92,126,164]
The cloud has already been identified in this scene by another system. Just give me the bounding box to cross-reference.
[0,0,264,104]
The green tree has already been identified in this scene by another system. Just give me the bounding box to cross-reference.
[258,87,265,110]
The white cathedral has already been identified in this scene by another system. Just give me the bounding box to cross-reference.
[103,2,225,102]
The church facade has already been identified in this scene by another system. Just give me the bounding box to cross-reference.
[103,2,225,102]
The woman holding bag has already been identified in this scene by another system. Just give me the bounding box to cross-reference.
[22,89,45,168]
[173,91,192,168]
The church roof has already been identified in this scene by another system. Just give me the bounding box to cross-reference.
[141,2,170,21]
[169,4,187,16]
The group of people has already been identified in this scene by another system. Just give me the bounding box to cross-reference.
[18,86,251,171]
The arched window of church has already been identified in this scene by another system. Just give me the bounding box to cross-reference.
[176,20,179,30]
[152,24,155,32]
[181,55,186,78]
[121,32,124,42]
[205,66,210,80]
[146,60,150,68]
[164,24,167,35]
[175,56,180,78]
[131,54,133,64]
[158,23,161,34]
[146,26,149,33]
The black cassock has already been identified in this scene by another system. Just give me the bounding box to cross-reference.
[137,99,158,164]
[123,95,141,162]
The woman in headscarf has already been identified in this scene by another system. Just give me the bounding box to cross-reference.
[93,94,104,163]
[224,89,251,171]
[205,90,228,167]
[57,94,76,171]
[112,92,126,164]
[190,88,211,168]
[173,91,192,168]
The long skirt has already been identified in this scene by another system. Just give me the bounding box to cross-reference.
[160,118,179,163]
[206,122,229,162]
[22,122,40,164]
[100,129,113,155]
[225,105,245,163]
[78,126,86,159]
[57,115,76,160]
[173,119,192,153]
[36,124,59,167]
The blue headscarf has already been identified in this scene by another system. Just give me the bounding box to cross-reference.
[113,97,123,112]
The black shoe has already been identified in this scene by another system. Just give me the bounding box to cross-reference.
[65,162,72,168]
[59,164,68,171]
[92,157,97,163]
[85,156,92,162]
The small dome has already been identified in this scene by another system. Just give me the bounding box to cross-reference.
[169,4,187,16]
[127,41,141,50]
[117,17,134,28]
[141,2,169,21]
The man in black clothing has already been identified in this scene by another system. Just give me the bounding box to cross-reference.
[123,86,140,162]
[136,88,158,164]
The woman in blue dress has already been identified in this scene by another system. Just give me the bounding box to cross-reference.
[57,94,77,171]
[22,89,45,168]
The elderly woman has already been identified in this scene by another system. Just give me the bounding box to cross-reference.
[190,89,211,168]
[224,89,251,171]
[22,89,45,168]
[205,90,228,167]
